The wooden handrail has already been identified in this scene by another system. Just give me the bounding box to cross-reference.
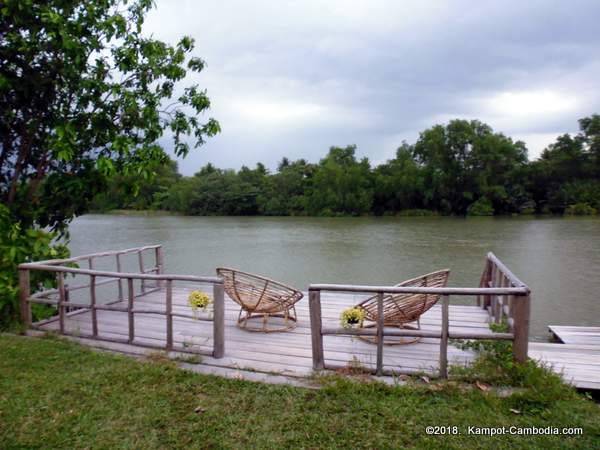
[19,244,225,360]
[308,253,531,377]
[21,245,162,266]
[487,252,528,289]
[308,284,528,295]
[17,263,223,284]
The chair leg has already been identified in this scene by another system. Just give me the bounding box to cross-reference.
[357,321,422,345]
[236,309,298,332]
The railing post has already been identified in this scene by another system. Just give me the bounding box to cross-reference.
[494,278,504,323]
[212,282,225,358]
[509,291,515,323]
[64,283,70,312]
[127,278,134,344]
[489,265,496,320]
[57,272,66,334]
[18,268,31,327]
[155,246,164,289]
[477,257,490,307]
[116,253,123,301]
[439,294,449,378]
[497,275,508,323]
[513,291,531,364]
[90,275,98,337]
[138,250,145,294]
[309,289,325,370]
[166,279,173,351]
[376,292,384,376]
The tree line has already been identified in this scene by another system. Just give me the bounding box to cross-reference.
[92,116,600,216]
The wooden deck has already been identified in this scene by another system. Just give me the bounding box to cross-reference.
[548,325,600,345]
[22,246,600,390]
[35,285,496,379]
[528,342,600,391]
[526,325,600,391]
[33,284,600,390]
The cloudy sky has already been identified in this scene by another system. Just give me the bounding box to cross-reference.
[145,0,600,175]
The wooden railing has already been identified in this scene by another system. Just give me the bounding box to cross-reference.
[308,252,530,378]
[18,245,225,358]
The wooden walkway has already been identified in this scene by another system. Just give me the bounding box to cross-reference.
[548,325,600,345]
[526,325,600,391]
[35,285,495,379]
[34,285,600,390]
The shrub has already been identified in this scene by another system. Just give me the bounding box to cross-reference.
[467,198,494,216]
[0,205,69,329]
[397,209,440,216]
[565,203,598,215]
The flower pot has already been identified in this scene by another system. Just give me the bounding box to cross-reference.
[192,306,213,320]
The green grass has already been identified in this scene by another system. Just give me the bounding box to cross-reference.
[0,334,599,449]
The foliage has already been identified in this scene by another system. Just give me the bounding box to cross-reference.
[0,0,219,234]
[340,307,365,328]
[90,159,182,211]
[528,115,600,213]
[565,203,598,216]
[397,209,440,216]
[467,198,494,216]
[1,0,217,327]
[93,115,599,218]
[0,204,69,328]
[306,145,373,216]
[2,334,599,449]
[451,323,566,393]
[413,120,528,215]
[188,290,211,311]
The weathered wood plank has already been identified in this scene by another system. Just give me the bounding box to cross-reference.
[212,282,225,358]
[166,280,173,351]
[549,325,600,345]
[309,290,324,370]
[512,292,530,363]
[439,294,449,378]
[90,274,98,337]
[19,269,31,327]
[57,272,66,334]
[376,292,383,376]
[127,278,134,344]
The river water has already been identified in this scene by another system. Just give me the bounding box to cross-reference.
[69,214,600,340]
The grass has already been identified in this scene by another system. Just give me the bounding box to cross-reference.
[1,334,599,449]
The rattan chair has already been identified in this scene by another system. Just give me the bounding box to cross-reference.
[356,269,450,345]
[216,267,304,332]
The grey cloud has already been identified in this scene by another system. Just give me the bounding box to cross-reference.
[145,0,600,174]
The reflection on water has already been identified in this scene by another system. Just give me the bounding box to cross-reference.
[69,214,600,340]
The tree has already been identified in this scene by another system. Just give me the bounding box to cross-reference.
[373,143,424,214]
[0,0,218,326]
[0,0,219,233]
[261,158,313,215]
[307,145,373,216]
[90,158,181,211]
[529,115,600,213]
[413,120,528,214]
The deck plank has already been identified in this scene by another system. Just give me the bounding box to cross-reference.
[37,287,484,378]
[549,325,600,345]
[35,287,600,389]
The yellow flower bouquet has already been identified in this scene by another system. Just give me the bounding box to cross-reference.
[188,291,212,317]
[340,307,365,328]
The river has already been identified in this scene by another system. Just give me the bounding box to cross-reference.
[69,214,600,340]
